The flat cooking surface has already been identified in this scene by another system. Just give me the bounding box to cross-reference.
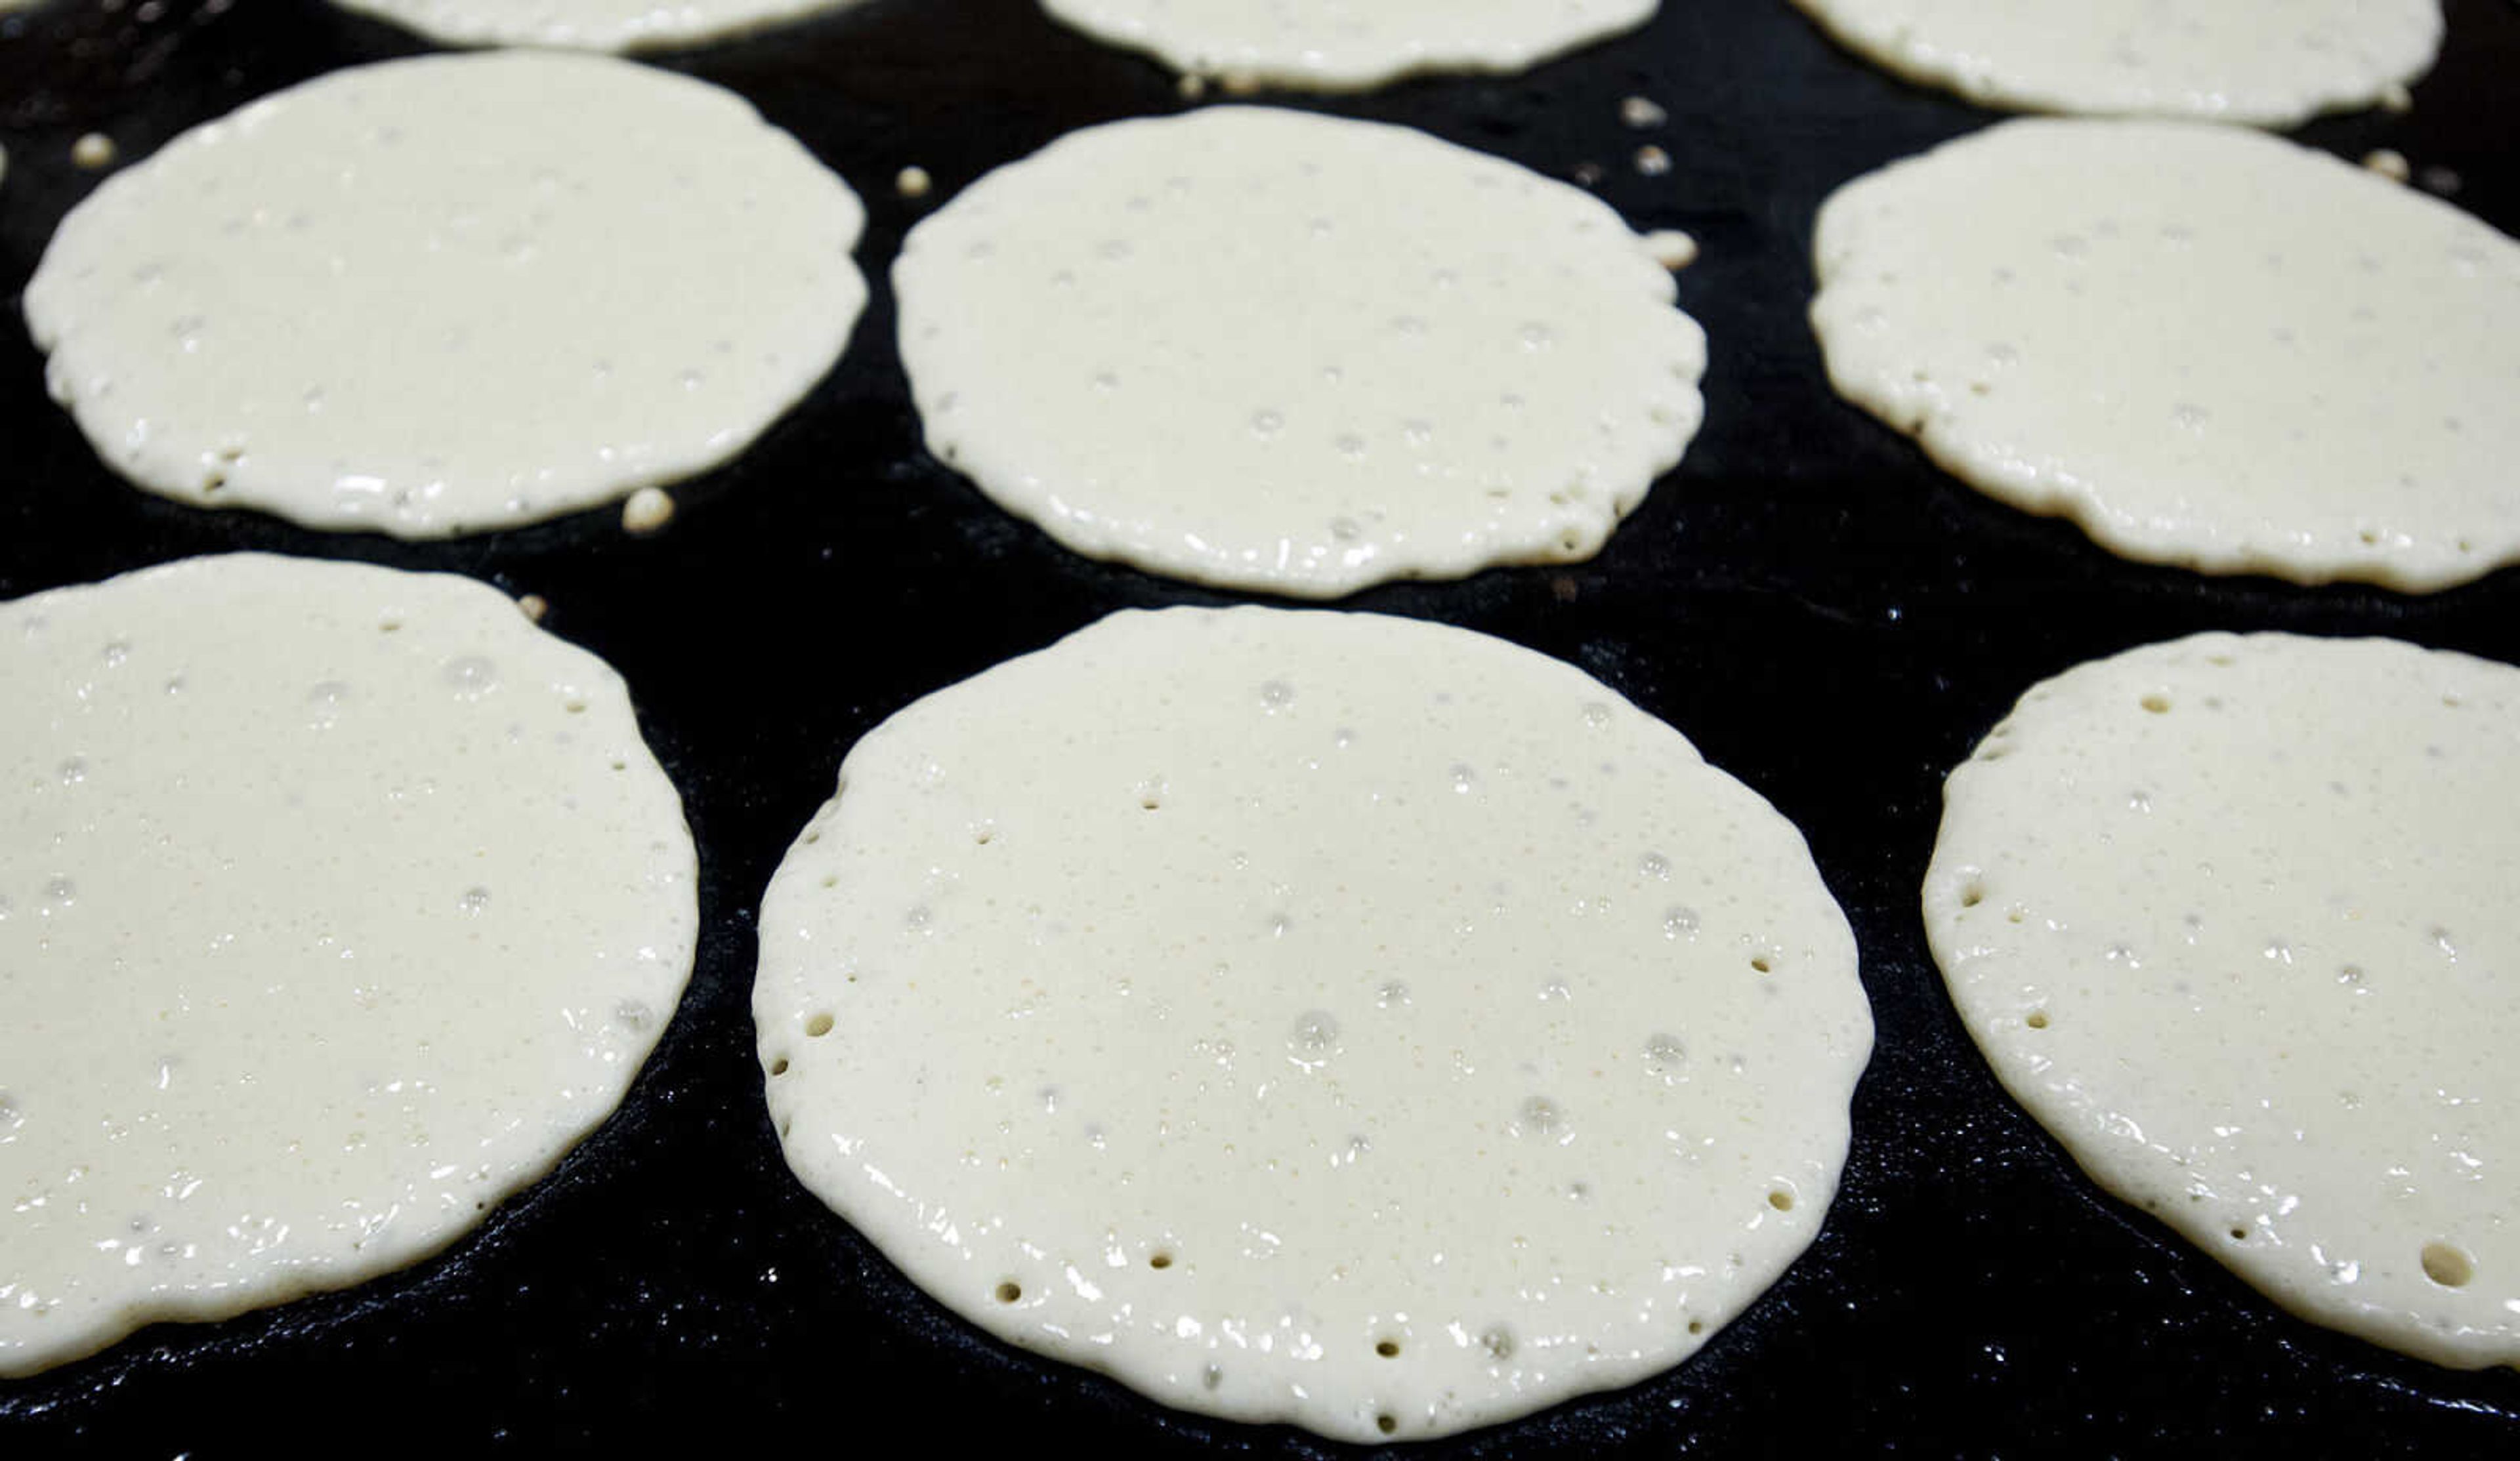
[2,0,2516,1452]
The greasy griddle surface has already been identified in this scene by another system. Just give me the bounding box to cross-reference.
[1,0,2515,1452]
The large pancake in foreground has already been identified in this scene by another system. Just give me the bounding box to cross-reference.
[1927,632,2520,1369]
[756,606,1872,1441]
[0,553,698,1377]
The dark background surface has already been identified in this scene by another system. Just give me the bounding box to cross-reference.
[1,0,2516,1453]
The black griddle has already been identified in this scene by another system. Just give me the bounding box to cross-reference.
[2,0,2517,1453]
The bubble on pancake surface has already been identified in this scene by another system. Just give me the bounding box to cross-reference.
[894,107,1706,598]
[0,553,696,1376]
[756,607,1869,1441]
[1925,632,2520,1368]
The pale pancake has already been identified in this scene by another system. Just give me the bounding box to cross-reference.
[1927,632,2519,1368]
[896,107,1706,598]
[0,553,697,1377]
[331,0,859,52]
[1790,0,2439,126]
[757,607,1871,1441]
[24,52,866,537]
[1041,0,1658,91]
[1811,119,2520,592]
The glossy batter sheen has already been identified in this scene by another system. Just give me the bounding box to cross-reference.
[757,608,1871,1441]
[1925,633,2519,1368]
[896,108,1707,598]
[0,554,697,1376]
[1039,0,1658,90]
[330,0,860,52]
[1789,0,2439,125]
[22,52,867,538]
[1811,120,2520,592]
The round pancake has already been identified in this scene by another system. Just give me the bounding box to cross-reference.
[1810,119,2520,592]
[756,606,1872,1441]
[1038,0,1658,91]
[0,553,696,1377]
[1789,0,2439,126]
[1925,632,2519,1368]
[24,52,866,537]
[895,107,1706,598]
[331,0,859,52]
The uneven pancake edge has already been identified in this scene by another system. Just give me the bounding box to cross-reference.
[1922,630,2519,1370]
[1807,119,2520,593]
[755,606,1870,1441]
[0,552,699,1377]
[894,107,1707,598]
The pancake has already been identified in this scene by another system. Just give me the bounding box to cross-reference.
[331,0,858,52]
[24,52,866,537]
[1040,0,1658,91]
[1925,632,2519,1368]
[1810,119,2520,592]
[0,553,698,1376]
[896,107,1706,598]
[1790,0,2440,126]
[756,606,1872,1440]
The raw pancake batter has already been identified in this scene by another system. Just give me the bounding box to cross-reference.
[332,0,860,52]
[0,554,698,1376]
[1790,0,2439,126]
[757,606,1872,1440]
[24,52,867,537]
[1926,632,2519,1368]
[1041,0,1658,91]
[1810,119,2520,592]
[896,108,1706,597]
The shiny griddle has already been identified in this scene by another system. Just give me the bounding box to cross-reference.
[1,0,2515,1452]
